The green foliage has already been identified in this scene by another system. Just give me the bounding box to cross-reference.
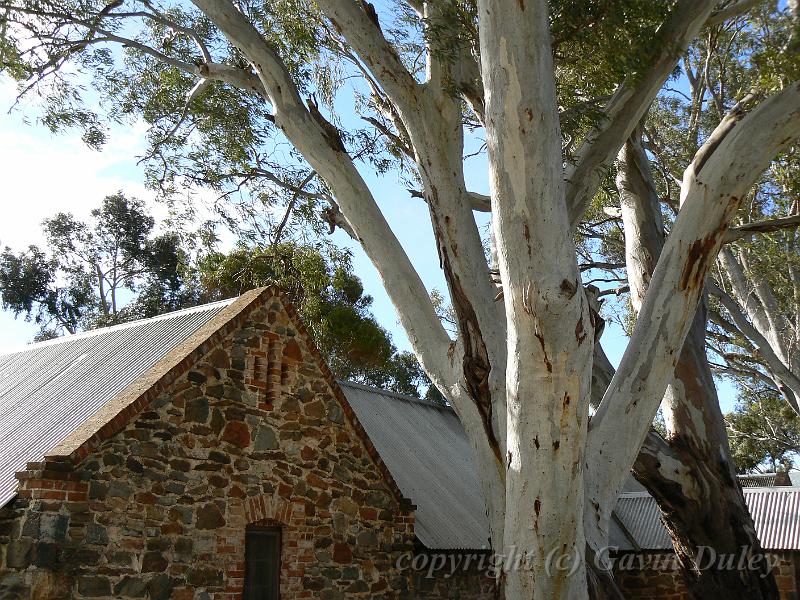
[0,196,434,397]
[0,192,192,336]
[726,385,800,473]
[195,243,434,397]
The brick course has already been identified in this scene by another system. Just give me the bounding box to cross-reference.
[613,550,799,600]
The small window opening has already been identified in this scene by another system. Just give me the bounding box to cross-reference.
[244,525,281,600]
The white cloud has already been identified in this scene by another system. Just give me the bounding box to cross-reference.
[0,80,161,249]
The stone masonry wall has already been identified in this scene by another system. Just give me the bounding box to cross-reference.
[411,552,497,599]
[614,551,799,600]
[0,294,416,599]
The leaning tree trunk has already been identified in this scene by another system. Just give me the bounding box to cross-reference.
[616,132,778,599]
[635,306,777,599]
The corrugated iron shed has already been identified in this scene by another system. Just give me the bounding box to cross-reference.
[0,300,232,508]
[745,488,800,550]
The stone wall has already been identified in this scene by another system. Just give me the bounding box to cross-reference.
[0,294,416,599]
[412,552,497,599]
[613,551,799,600]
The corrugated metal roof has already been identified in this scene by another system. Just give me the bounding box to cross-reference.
[745,488,800,550]
[3,303,797,553]
[340,381,634,551]
[0,300,233,508]
[340,382,490,550]
[740,473,780,487]
[613,493,672,550]
[615,488,800,550]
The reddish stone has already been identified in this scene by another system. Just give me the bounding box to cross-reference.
[282,339,303,363]
[221,422,250,448]
[136,492,157,505]
[333,543,352,563]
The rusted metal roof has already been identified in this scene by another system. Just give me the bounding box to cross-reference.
[615,488,800,551]
[0,300,232,508]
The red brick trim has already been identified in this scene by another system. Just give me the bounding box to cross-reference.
[29,286,411,509]
[241,493,301,526]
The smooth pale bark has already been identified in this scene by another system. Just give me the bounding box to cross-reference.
[565,0,718,227]
[716,246,800,413]
[188,0,459,394]
[478,1,593,597]
[588,83,800,542]
[616,133,778,599]
[710,280,800,413]
[314,0,509,549]
[12,2,800,598]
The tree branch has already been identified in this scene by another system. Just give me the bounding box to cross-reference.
[190,0,459,399]
[565,0,718,228]
[705,0,762,28]
[724,214,800,242]
[709,282,800,413]
[588,81,800,508]
[315,0,419,113]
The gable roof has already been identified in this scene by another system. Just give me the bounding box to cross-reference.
[0,288,408,511]
[0,299,232,508]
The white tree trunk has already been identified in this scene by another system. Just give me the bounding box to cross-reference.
[478,1,594,597]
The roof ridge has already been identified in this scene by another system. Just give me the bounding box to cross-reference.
[0,298,236,355]
[26,286,412,510]
[337,379,454,413]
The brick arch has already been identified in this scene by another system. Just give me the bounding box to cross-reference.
[226,493,312,598]
[240,492,304,527]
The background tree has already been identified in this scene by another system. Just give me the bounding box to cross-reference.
[0,192,191,337]
[726,383,800,473]
[2,1,799,598]
[195,243,439,398]
[0,196,436,397]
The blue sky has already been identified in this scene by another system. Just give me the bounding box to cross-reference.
[0,70,739,412]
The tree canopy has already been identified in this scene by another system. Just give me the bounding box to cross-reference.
[0,192,191,337]
[0,194,433,397]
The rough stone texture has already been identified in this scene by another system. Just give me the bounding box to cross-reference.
[411,553,497,599]
[613,551,799,600]
[0,293,415,599]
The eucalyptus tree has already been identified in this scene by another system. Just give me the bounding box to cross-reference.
[2,1,800,599]
[0,192,190,336]
[584,8,800,597]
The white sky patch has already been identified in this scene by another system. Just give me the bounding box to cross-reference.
[0,80,160,249]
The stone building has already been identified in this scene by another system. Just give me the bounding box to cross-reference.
[0,288,418,599]
[0,286,797,599]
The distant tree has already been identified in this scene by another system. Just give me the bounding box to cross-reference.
[726,384,800,473]
[0,202,437,397]
[0,192,192,338]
